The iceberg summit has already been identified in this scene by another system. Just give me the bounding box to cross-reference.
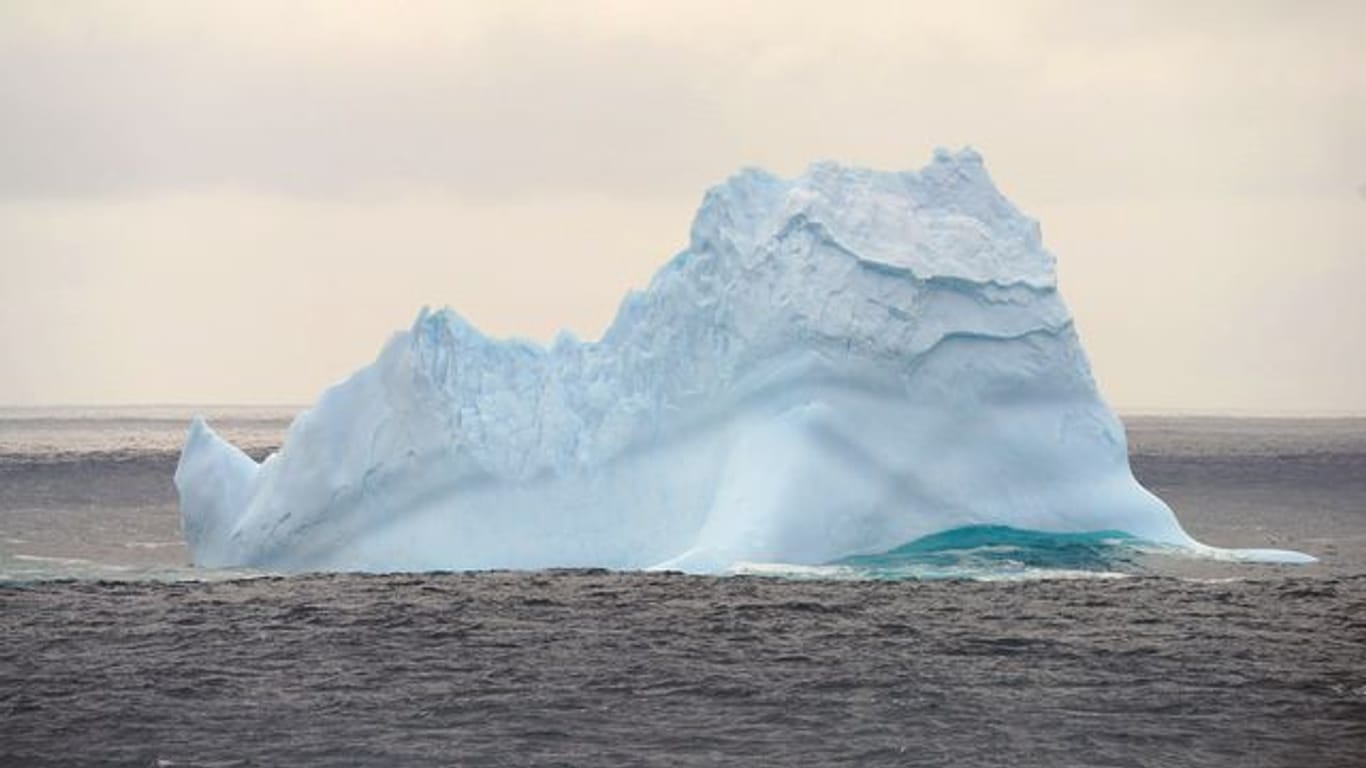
[176,148,1313,573]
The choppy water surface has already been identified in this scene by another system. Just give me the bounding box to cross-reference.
[2,409,1364,765]
[5,572,1365,767]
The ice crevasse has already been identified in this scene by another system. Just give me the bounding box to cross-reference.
[175,148,1313,573]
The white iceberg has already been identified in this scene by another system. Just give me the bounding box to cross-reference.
[175,148,1314,572]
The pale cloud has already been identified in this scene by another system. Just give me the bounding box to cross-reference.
[4,0,1359,201]
[0,0,1362,409]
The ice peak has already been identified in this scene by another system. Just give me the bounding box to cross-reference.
[689,148,1054,289]
[932,145,983,165]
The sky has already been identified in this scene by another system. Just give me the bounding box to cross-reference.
[1,0,1363,412]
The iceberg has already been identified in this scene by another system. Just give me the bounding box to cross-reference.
[175,148,1314,573]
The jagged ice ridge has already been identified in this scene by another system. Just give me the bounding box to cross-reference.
[176,148,1314,573]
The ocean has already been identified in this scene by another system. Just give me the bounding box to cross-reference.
[2,408,1363,766]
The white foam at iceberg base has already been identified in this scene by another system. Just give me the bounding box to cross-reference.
[175,148,1315,572]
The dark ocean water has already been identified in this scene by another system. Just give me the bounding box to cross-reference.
[2,409,1364,766]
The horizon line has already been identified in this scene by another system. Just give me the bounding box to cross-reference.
[2,403,1365,420]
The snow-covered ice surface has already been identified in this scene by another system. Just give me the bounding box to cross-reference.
[175,149,1313,573]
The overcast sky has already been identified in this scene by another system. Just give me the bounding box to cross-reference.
[2,0,1362,412]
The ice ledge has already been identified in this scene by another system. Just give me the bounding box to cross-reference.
[174,417,259,568]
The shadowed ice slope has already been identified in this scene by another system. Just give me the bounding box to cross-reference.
[175,148,1313,572]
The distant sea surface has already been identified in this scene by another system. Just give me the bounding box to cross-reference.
[2,408,1364,766]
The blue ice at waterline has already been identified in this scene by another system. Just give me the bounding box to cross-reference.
[175,149,1314,574]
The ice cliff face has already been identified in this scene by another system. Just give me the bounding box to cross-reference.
[175,148,1309,572]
